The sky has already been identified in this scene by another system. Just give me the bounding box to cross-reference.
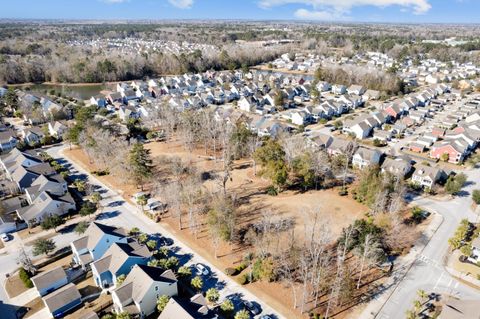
[0,0,479,24]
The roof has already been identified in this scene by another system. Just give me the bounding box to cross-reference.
[439,299,480,319]
[92,240,150,276]
[43,283,81,312]
[413,164,442,181]
[158,298,194,319]
[114,264,177,305]
[31,266,67,291]
[86,222,127,252]
[354,147,381,162]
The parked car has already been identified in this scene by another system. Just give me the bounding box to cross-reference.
[1,233,10,242]
[195,263,210,276]
[243,301,261,315]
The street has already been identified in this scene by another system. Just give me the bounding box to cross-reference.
[364,166,480,319]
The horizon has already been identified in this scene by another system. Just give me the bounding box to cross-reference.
[1,0,480,24]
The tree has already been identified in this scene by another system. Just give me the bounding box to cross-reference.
[234,309,250,319]
[32,238,56,256]
[157,295,170,313]
[206,288,220,303]
[146,239,157,251]
[138,233,149,244]
[177,266,192,278]
[445,173,467,195]
[40,215,65,232]
[73,179,86,192]
[91,192,102,213]
[253,139,288,192]
[74,221,89,235]
[129,143,153,190]
[137,194,148,213]
[116,312,131,319]
[19,268,33,288]
[472,189,480,205]
[220,299,235,314]
[191,276,203,292]
[116,274,126,286]
[129,227,140,237]
[79,201,96,219]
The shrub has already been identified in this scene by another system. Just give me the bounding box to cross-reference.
[266,185,278,196]
[225,267,237,276]
[19,268,33,288]
[234,262,247,273]
[472,190,480,205]
[237,273,250,285]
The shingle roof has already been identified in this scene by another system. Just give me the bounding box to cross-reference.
[31,266,67,291]
[43,283,81,313]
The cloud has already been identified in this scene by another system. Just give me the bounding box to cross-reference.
[258,0,432,20]
[168,0,194,9]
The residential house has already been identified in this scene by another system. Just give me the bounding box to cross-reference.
[112,265,178,318]
[31,266,68,297]
[0,130,18,153]
[347,85,366,96]
[332,84,347,95]
[42,283,82,318]
[16,191,76,225]
[21,127,45,145]
[350,122,372,139]
[381,157,412,178]
[363,89,380,101]
[411,164,444,188]
[48,122,68,139]
[71,222,128,269]
[91,240,151,289]
[158,295,209,319]
[430,141,468,163]
[352,147,382,169]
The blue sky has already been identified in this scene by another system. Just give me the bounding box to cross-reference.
[0,0,479,23]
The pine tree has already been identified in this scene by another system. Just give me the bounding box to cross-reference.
[129,143,153,190]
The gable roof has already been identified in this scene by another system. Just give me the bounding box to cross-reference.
[114,265,177,305]
[92,240,150,276]
[31,266,67,291]
[86,222,127,252]
[43,283,81,313]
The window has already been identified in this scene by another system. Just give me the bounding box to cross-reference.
[155,286,158,291]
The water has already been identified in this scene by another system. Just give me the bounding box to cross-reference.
[18,83,110,100]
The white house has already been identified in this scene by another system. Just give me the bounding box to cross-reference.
[352,147,382,169]
[112,265,178,318]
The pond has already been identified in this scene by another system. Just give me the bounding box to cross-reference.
[17,83,111,100]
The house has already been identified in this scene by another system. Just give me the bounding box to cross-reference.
[381,157,412,178]
[347,85,366,96]
[411,164,444,188]
[352,147,382,169]
[384,104,403,119]
[363,89,380,101]
[409,142,426,153]
[91,240,151,289]
[373,130,392,142]
[90,96,107,108]
[0,130,18,153]
[25,173,68,203]
[42,283,82,318]
[238,96,256,113]
[71,222,128,269]
[158,294,209,319]
[112,265,178,318]
[430,142,467,163]
[21,127,45,146]
[316,81,331,92]
[48,122,68,139]
[350,122,372,139]
[290,110,310,126]
[31,266,68,297]
[16,191,76,225]
[332,84,347,95]
[438,299,480,319]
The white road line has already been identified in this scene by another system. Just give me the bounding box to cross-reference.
[434,271,444,290]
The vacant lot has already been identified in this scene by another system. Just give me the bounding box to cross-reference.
[64,140,369,318]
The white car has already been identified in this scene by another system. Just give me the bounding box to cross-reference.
[195,263,210,276]
[1,233,10,242]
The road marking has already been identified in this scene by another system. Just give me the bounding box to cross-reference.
[434,272,444,290]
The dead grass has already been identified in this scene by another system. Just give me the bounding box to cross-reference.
[23,297,45,318]
[4,272,29,298]
[64,140,371,319]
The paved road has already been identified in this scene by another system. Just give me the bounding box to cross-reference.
[47,144,284,319]
[370,167,480,319]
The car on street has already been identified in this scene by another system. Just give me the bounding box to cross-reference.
[195,263,210,276]
[1,233,10,242]
[243,300,262,315]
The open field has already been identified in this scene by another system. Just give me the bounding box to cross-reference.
[64,139,370,318]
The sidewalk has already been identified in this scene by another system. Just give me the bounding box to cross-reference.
[358,210,444,319]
